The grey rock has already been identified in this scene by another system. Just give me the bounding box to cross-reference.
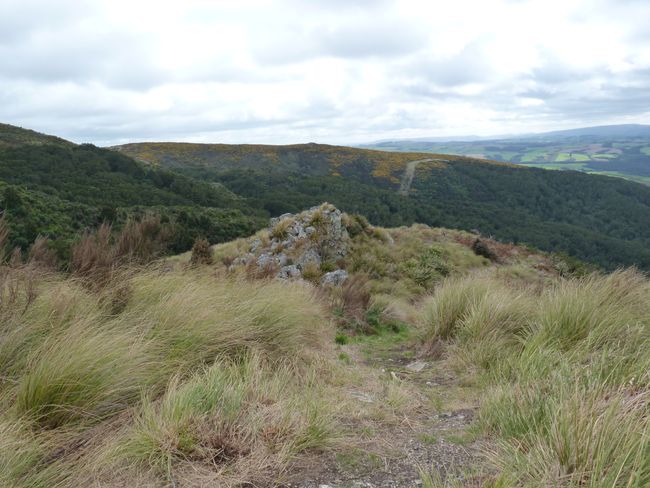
[296,248,321,269]
[229,204,353,282]
[320,269,349,286]
[275,253,288,267]
[277,265,301,279]
[256,253,274,268]
[405,361,428,373]
[249,238,262,253]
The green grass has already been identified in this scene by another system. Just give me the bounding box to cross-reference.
[592,153,618,159]
[554,152,589,162]
[520,150,548,162]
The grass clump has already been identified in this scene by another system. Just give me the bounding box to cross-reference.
[421,269,650,486]
[0,262,336,487]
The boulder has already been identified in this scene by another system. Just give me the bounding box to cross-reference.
[231,203,352,283]
[320,269,349,286]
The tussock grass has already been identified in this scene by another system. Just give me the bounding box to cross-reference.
[348,224,490,303]
[0,263,335,486]
[421,269,650,486]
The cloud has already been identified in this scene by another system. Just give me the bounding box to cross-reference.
[0,0,649,144]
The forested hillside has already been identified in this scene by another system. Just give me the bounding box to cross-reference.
[115,141,650,270]
[2,122,650,270]
[0,126,264,255]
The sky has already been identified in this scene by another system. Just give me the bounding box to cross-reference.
[1,0,649,145]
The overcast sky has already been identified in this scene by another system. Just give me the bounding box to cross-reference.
[1,0,649,145]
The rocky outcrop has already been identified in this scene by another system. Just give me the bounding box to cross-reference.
[230,203,351,284]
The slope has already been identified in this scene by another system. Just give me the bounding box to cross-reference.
[0,125,264,254]
[113,141,650,271]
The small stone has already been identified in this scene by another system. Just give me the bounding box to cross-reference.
[256,253,274,268]
[320,269,349,286]
[405,360,428,372]
[249,238,262,253]
[277,265,301,279]
[350,391,374,403]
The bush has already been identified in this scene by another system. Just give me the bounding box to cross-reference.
[190,238,213,266]
[471,238,497,261]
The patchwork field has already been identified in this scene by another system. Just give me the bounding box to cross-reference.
[364,131,650,184]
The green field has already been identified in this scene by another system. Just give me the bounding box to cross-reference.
[365,136,650,184]
[592,153,618,159]
[555,152,590,162]
[519,162,650,185]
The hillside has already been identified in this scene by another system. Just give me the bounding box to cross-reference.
[1,206,647,487]
[0,125,264,254]
[113,141,650,271]
[0,123,72,148]
[363,125,650,184]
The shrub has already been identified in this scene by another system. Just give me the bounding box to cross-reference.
[342,213,371,238]
[270,217,293,240]
[471,238,497,261]
[27,236,59,269]
[70,223,115,286]
[190,238,213,266]
[301,262,322,282]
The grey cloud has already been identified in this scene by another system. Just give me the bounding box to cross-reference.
[1,0,650,145]
[318,21,425,59]
[405,41,494,88]
[253,15,425,65]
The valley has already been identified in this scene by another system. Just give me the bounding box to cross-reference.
[363,124,650,185]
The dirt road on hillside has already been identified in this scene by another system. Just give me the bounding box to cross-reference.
[398,159,448,196]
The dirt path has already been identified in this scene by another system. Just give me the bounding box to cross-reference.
[398,159,448,196]
[286,338,490,488]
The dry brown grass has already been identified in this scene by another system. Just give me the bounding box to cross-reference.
[71,216,169,288]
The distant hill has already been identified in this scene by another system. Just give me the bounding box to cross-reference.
[362,124,650,184]
[113,140,650,270]
[535,124,650,139]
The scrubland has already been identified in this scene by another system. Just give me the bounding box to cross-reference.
[0,217,647,487]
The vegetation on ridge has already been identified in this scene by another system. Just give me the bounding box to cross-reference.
[115,139,650,271]
[0,207,648,486]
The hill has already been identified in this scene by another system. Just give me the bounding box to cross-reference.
[362,124,650,184]
[1,206,647,487]
[536,123,650,139]
[0,125,264,254]
[0,122,72,148]
[113,141,650,271]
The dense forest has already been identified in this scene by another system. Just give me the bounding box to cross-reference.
[0,134,264,258]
